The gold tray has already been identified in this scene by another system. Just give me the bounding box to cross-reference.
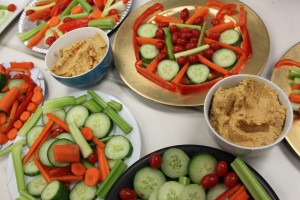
[271,42,300,156]
[113,0,270,106]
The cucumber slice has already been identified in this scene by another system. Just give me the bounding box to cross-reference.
[212,48,237,68]
[41,180,70,200]
[137,23,158,38]
[42,109,66,125]
[206,184,228,200]
[157,181,184,200]
[161,148,190,179]
[104,135,133,160]
[188,153,217,184]
[70,181,97,200]
[186,64,210,84]
[27,174,47,198]
[149,190,158,200]
[107,159,119,169]
[219,29,241,46]
[84,113,112,138]
[157,60,180,81]
[8,79,24,90]
[180,184,206,200]
[23,156,40,177]
[133,167,166,199]
[26,126,44,147]
[66,105,89,127]
[140,44,159,63]
[48,139,74,167]
[56,132,75,142]
[39,138,57,167]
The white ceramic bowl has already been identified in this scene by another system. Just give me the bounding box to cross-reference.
[204,74,293,156]
[45,27,112,88]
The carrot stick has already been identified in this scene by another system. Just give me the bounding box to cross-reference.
[93,0,103,6]
[197,54,231,75]
[91,136,105,149]
[203,37,244,55]
[146,56,159,72]
[84,167,101,186]
[97,145,109,181]
[10,62,34,69]
[20,111,31,122]
[27,23,50,48]
[28,8,51,22]
[0,133,8,144]
[80,127,93,141]
[45,112,69,132]
[229,185,246,200]
[13,120,23,130]
[27,102,38,113]
[289,94,300,103]
[33,85,43,93]
[20,82,29,93]
[51,175,83,182]
[6,68,31,77]
[9,100,19,120]
[23,120,54,163]
[49,166,71,177]
[0,123,9,133]
[48,16,61,27]
[171,62,190,84]
[70,5,83,14]
[71,162,87,176]
[0,112,7,125]
[185,7,209,24]
[0,86,20,113]
[33,155,51,183]
[90,10,103,19]
[232,191,249,200]
[206,21,235,36]
[7,128,18,140]
[123,0,129,3]
[31,91,44,105]
[136,37,163,45]
[154,15,183,24]
[53,144,80,163]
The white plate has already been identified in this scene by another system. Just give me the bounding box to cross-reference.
[7,90,141,199]
[0,0,30,34]
[0,61,45,151]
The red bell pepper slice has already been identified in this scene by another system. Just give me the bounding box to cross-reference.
[177,78,222,95]
[51,0,71,16]
[240,25,252,58]
[216,3,237,21]
[58,17,90,33]
[236,5,246,27]
[274,59,300,68]
[231,52,248,75]
[204,37,244,56]
[206,0,225,8]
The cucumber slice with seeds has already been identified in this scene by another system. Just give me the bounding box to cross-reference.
[84,113,112,138]
[66,105,89,127]
[41,180,69,200]
[23,156,40,177]
[180,184,206,200]
[157,181,184,200]
[212,48,237,68]
[140,44,159,63]
[157,60,180,81]
[70,181,97,200]
[39,138,57,167]
[137,23,158,38]
[219,29,241,46]
[186,64,210,84]
[27,174,47,198]
[26,126,44,147]
[104,135,133,160]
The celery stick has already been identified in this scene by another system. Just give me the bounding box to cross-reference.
[231,157,272,200]
[0,139,26,157]
[102,0,114,16]
[62,13,89,20]
[18,107,43,137]
[0,10,5,19]
[18,22,47,41]
[197,21,207,46]
[24,2,56,11]
[105,108,133,134]
[61,0,78,17]
[75,94,87,105]
[174,44,209,59]
[96,160,127,198]
[80,158,94,168]
[88,18,115,29]
[0,11,12,27]
[0,5,8,10]
[107,100,123,112]
[84,98,104,113]
[170,23,201,31]
[87,90,108,109]
[290,66,300,78]
[43,96,76,113]
[19,190,36,200]
[12,145,26,192]
[77,0,93,13]
[163,27,175,60]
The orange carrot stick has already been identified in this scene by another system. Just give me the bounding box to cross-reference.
[206,21,235,36]
[33,155,52,183]
[20,82,30,93]
[7,128,18,140]
[171,62,190,84]
[51,175,83,182]
[9,100,19,120]
[90,10,103,19]
[97,145,109,181]
[6,68,31,77]
[10,62,34,69]
[185,7,209,24]
[289,94,300,103]
[146,56,159,72]
[28,8,51,22]
[136,37,163,45]
[48,16,61,27]
[70,5,83,14]
[0,86,20,113]
[20,111,31,122]
[0,112,7,125]
[27,102,38,113]
[229,185,246,200]
[45,113,69,132]
[80,127,93,141]
[91,136,105,149]
[27,23,50,48]
[203,37,244,55]
[71,162,87,176]
[0,123,9,133]
[33,85,43,93]
[13,120,23,130]
[154,15,183,24]
[53,144,80,163]
[84,167,101,186]
[197,54,231,75]
[31,91,44,105]
[0,133,9,145]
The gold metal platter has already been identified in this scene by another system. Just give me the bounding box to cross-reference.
[113,0,270,106]
[271,42,300,156]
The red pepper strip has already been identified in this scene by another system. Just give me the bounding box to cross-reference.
[292,84,300,90]
[135,61,177,92]
[58,17,90,33]
[132,3,164,60]
[236,5,246,27]
[177,78,222,95]
[274,59,300,68]
[204,38,244,56]
[51,0,71,16]
[289,94,300,103]
[240,25,252,58]
[231,52,248,75]
[215,183,242,200]
[206,0,225,8]
[216,4,237,21]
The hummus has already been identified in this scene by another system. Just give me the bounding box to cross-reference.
[51,33,107,77]
[209,78,287,147]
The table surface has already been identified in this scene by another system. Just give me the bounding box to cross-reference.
[1,0,300,199]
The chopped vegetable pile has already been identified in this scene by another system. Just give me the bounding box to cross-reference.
[133,0,253,94]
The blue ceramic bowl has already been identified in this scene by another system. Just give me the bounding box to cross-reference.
[45,27,112,88]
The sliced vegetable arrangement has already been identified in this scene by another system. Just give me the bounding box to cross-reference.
[0,3,17,27]
[118,147,272,200]
[4,90,140,200]
[18,0,131,50]
[133,0,252,94]
[0,62,44,147]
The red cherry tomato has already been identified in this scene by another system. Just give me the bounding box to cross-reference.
[158,22,169,28]
[45,36,57,46]
[191,29,200,37]
[172,45,185,53]
[193,16,204,25]
[209,32,221,41]
[86,148,98,163]
[180,8,189,21]
[209,42,221,51]
[177,56,188,66]
[108,8,118,15]
[200,174,219,189]
[181,27,191,33]
[17,94,26,103]
[169,25,180,34]
[180,32,193,40]
[215,161,229,177]
[203,48,214,60]
[176,38,188,46]
[155,41,166,50]
[189,37,198,44]
[63,17,73,23]
[211,18,221,26]
[7,4,17,12]
[155,28,165,39]
[149,152,162,169]
[50,126,65,138]
[119,188,137,200]
[41,10,51,21]
[157,51,168,61]
[25,9,35,16]
[171,32,180,44]
[189,54,198,64]
[224,172,239,187]
[185,42,197,50]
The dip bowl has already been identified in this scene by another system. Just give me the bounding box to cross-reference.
[203,74,293,156]
[45,27,112,88]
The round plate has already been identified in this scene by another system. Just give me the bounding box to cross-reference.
[7,90,141,199]
[0,62,45,151]
[113,0,270,106]
[18,0,132,54]
[271,42,300,156]
[106,145,279,199]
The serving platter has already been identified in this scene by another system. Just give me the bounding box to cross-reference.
[106,145,279,199]
[18,0,132,54]
[271,42,300,156]
[7,90,141,199]
[113,0,270,106]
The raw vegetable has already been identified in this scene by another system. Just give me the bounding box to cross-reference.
[85,167,101,186]
[52,144,80,163]
[12,145,26,192]
[0,139,26,157]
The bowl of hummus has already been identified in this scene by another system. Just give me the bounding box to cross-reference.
[45,27,112,88]
[204,74,293,156]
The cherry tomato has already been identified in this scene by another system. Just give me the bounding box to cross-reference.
[185,42,197,50]
[25,9,35,16]
[157,51,168,61]
[189,37,198,44]
[155,41,166,50]
[119,188,137,200]
[108,8,118,15]
[172,45,185,53]
[86,148,98,163]
[203,48,214,60]
[193,16,204,25]
[155,28,165,39]
[17,94,26,103]
[181,27,191,33]
[189,54,198,64]
[158,22,169,28]
[171,32,180,44]
[177,56,188,66]
[215,161,229,177]
[45,36,57,46]
[180,8,189,21]
[98,3,105,11]
[180,32,193,40]
[63,17,73,23]
[176,38,188,46]
[200,174,219,189]
[209,42,221,51]
[13,74,23,79]
[41,10,51,21]
[7,4,17,12]
[191,29,200,37]
[223,172,239,187]
[211,18,221,26]
[209,32,221,41]
[169,25,180,33]
[50,126,65,138]
[149,152,162,169]
[86,0,94,5]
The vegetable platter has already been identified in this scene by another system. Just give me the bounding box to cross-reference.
[0,61,45,151]
[106,145,279,200]
[271,42,300,157]
[113,0,270,106]
[6,90,141,200]
[18,0,132,54]
[0,0,31,34]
